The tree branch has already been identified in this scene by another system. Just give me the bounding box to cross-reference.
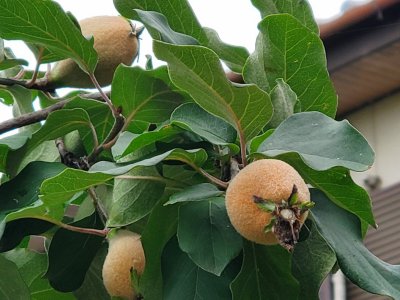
[0,99,69,135]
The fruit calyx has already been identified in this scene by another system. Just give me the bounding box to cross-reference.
[253,185,314,251]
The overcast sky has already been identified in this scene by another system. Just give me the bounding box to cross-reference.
[0,0,369,132]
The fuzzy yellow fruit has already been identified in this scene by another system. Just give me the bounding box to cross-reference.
[46,16,142,89]
[225,159,310,246]
[102,230,145,300]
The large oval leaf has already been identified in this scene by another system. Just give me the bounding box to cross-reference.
[311,189,400,298]
[177,197,242,275]
[162,237,240,300]
[258,112,374,171]
[46,213,104,292]
[231,242,299,300]
[0,255,30,300]
[107,166,166,227]
[0,0,97,72]
[154,41,272,142]
[251,0,318,33]
[243,14,337,117]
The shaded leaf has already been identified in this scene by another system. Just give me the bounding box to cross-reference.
[177,197,242,275]
[231,242,299,300]
[311,189,400,298]
[292,221,337,300]
[4,249,74,300]
[171,103,238,148]
[162,237,239,300]
[165,183,223,205]
[0,132,31,173]
[0,162,66,236]
[0,0,97,72]
[46,213,104,292]
[0,218,53,252]
[258,112,374,171]
[0,255,30,300]
[154,41,272,142]
[251,0,319,33]
[108,166,166,227]
[139,199,179,299]
[74,245,110,300]
[243,14,337,117]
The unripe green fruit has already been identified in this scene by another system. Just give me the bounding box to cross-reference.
[102,230,145,300]
[47,16,141,89]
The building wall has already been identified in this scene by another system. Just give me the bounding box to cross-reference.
[344,93,400,299]
[347,92,400,190]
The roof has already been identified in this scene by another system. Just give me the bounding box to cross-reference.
[321,0,400,116]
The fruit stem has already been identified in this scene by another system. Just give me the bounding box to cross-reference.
[88,187,109,225]
[36,216,109,237]
[239,131,248,166]
[89,72,119,117]
[198,168,229,189]
[26,47,44,87]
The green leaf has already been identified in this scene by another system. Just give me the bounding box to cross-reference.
[267,79,299,128]
[135,9,198,45]
[114,0,249,72]
[0,218,53,252]
[292,221,337,300]
[6,108,95,176]
[46,213,104,292]
[177,197,242,275]
[9,86,39,133]
[112,125,182,160]
[258,112,375,171]
[0,255,30,300]
[64,98,114,153]
[0,0,98,73]
[0,132,31,173]
[248,130,274,154]
[154,41,272,142]
[171,103,238,148]
[287,156,376,227]
[108,166,166,227]
[231,242,299,300]
[4,249,75,300]
[139,199,179,300]
[74,245,110,300]
[0,162,66,235]
[111,65,183,124]
[165,183,223,205]
[251,0,319,33]
[162,237,239,300]
[90,148,208,175]
[40,148,207,204]
[311,189,400,298]
[243,14,337,117]
[0,57,28,71]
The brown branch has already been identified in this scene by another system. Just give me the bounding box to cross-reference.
[0,99,69,134]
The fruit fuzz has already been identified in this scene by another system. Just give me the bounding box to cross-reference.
[225,159,311,250]
[102,230,145,300]
[44,16,143,89]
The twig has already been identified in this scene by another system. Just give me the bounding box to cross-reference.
[37,216,108,237]
[26,47,44,87]
[55,138,90,170]
[0,99,69,135]
[197,168,229,189]
[88,188,108,225]
[88,72,119,117]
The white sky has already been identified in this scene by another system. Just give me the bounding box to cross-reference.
[0,0,367,132]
